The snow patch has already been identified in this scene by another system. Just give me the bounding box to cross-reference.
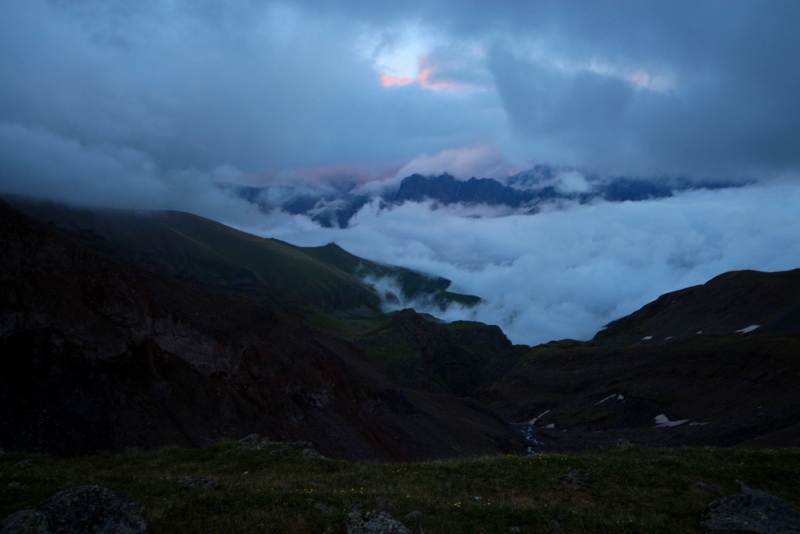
[527,410,550,426]
[654,414,689,428]
[596,393,626,406]
[595,393,625,406]
[642,335,653,340]
[735,324,760,334]
[595,394,616,406]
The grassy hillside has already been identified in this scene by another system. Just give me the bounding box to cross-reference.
[5,196,482,314]
[353,309,512,395]
[2,443,798,533]
[6,199,381,312]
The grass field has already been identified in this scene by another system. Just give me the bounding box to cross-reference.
[2,442,798,533]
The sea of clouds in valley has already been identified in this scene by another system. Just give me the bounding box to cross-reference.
[3,120,799,346]
[243,178,800,346]
[2,2,799,346]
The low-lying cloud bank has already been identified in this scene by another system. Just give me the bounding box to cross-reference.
[3,117,797,345]
[244,179,800,346]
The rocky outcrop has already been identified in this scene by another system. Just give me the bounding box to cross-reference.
[0,510,50,534]
[0,485,146,534]
[701,481,800,533]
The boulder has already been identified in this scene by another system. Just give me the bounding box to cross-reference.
[345,510,412,534]
[701,481,800,533]
[1,485,146,534]
[0,510,49,534]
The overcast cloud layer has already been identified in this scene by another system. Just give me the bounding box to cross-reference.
[1,1,799,344]
[2,0,799,191]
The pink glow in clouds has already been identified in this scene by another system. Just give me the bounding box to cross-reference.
[237,161,406,188]
[381,54,472,93]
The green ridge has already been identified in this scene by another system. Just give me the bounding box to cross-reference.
[7,197,482,314]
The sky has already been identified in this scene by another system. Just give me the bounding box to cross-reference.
[1,1,800,344]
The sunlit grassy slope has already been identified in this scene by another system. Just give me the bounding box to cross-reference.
[2,443,798,533]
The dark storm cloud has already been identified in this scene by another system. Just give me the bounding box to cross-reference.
[479,1,800,176]
[0,1,502,182]
[2,1,800,346]
[313,0,800,175]
[1,0,798,203]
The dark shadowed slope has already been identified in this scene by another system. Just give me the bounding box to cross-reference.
[479,268,800,451]
[0,200,524,460]
[594,269,800,345]
[354,308,511,396]
[5,198,381,312]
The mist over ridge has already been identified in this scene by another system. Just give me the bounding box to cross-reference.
[1,1,799,346]
[225,164,750,229]
[236,177,800,346]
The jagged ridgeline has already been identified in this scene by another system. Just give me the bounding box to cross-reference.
[5,196,480,314]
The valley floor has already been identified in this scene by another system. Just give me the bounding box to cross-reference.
[2,442,798,533]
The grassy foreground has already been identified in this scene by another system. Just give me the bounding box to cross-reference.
[1,443,799,533]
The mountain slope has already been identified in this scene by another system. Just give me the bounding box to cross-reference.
[6,198,380,312]
[479,268,800,451]
[300,242,481,309]
[0,200,524,460]
[227,166,745,228]
[5,197,480,314]
[354,308,511,396]
[594,269,800,344]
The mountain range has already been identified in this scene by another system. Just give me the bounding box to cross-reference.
[1,195,798,461]
[228,165,745,228]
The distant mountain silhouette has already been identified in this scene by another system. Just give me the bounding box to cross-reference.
[228,165,745,228]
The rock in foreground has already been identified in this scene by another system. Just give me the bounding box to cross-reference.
[345,510,411,534]
[0,485,146,534]
[701,481,800,533]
